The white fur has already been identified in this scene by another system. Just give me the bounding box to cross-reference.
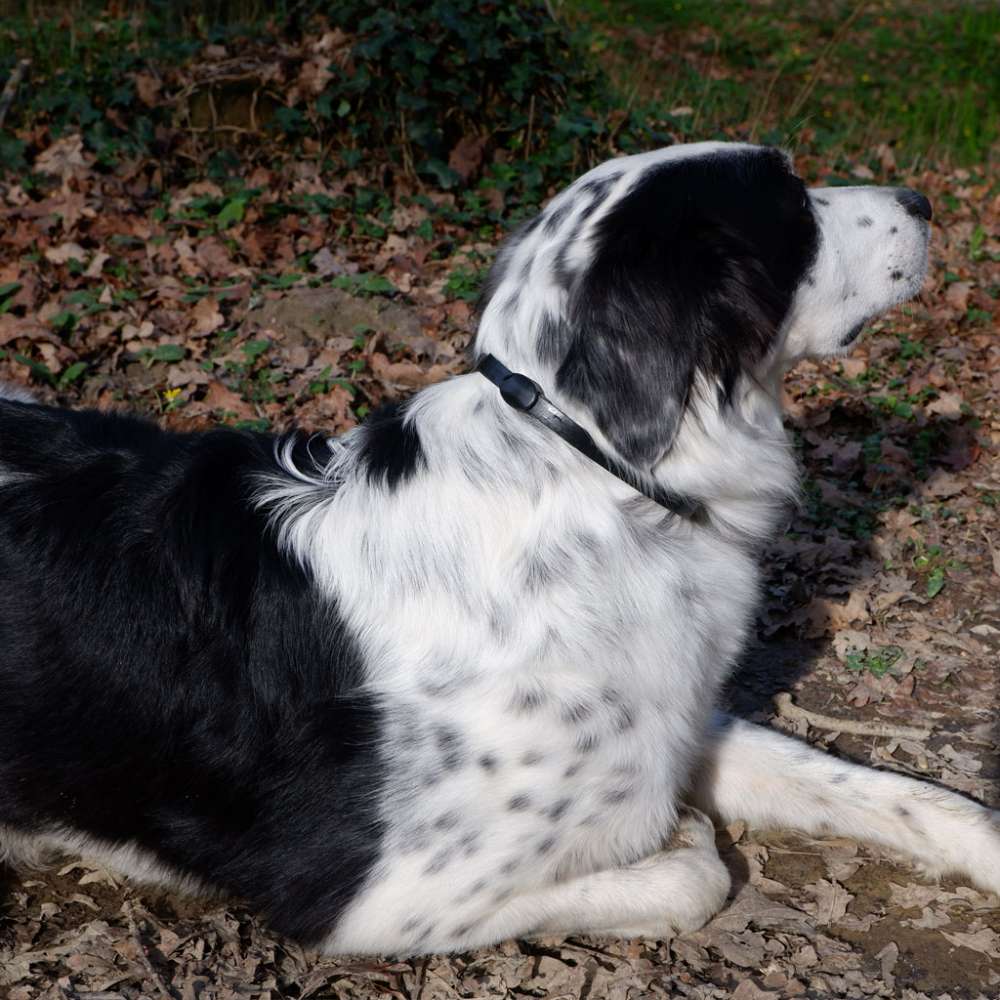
[0,824,210,896]
[0,382,34,403]
[0,383,34,486]
[784,186,931,359]
[260,145,998,955]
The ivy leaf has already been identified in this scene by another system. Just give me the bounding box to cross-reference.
[58,361,88,386]
[152,343,186,363]
[926,568,945,598]
[216,197,247,228]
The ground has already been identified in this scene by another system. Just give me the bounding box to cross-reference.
[1,166,999,997]
[1,15,999,995]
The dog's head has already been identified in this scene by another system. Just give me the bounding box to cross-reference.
[473,142,931,471]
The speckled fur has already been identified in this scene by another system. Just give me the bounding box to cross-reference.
[262,144,997,954]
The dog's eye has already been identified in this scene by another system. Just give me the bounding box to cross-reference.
[801,192,810,210]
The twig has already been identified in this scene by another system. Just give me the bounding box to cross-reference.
[0,59,30,130]
[410,957,429,1000]
[774,692,933,741]
[691,33,720,134]
[399,108,416,181]
[524,94,535,161]
[181,124,258,135]
[750,59,786,142]
[123,899,174,1000]
[787,0,869,122]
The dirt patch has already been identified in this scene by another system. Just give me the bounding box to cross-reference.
[244,287,427,350]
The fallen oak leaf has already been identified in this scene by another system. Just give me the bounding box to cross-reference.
[923,469,965,499]
[189,295,225,337]
[804,591,868,637]
[369,352,440,388]
[926,391,964,419]
[839,356,867,379]
[448,133,487,183]
[132,69,162,107]
[33,133,92,178]
[44,241,88,266]
[83,251,110,279]
[310,246,346,277]
[0,314,50,347]
[201,381,256,420]
[944,281,972,313]
[941,926,1000,959]
[802,879,854,925]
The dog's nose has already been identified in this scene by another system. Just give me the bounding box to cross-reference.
[895,188,933,222]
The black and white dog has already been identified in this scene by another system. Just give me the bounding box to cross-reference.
[1,142,997,956]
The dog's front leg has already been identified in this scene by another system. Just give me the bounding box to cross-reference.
[688,712,1000,895]
[329,809,730,956]
[453,809,731,950]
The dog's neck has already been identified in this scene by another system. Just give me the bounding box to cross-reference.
[407,370,797,547]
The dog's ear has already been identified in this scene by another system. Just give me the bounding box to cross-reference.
[555,151,812,470]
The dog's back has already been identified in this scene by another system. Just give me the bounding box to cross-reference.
[0,399,382,942]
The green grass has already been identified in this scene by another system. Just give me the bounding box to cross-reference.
[568,0,1000,166]
[844,644,903,677]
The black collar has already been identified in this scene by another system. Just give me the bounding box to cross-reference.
[476,354,704,520]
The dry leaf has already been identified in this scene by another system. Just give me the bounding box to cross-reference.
[833,629,871,659]
[731,977,778,998]
[944,281,972,312]
[923,469,965,499]
[34,133,91,178]
[926,391,964,419]
[132,70,162,107]
[448,134,487,182]
[310,247,345,277]
[941,926,1000,959]
[840,356,867,378]
[44,241,88,265]
[202,381,255,419]
[803,879,854,925]
[190,295,224,336]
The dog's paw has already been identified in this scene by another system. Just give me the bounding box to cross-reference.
[904,797,1000,899]
[624,834,731,937]
[666,806,718,852]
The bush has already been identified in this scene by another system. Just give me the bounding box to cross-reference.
[1,0,669,209]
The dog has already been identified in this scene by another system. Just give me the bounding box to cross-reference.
[1,141,997,958]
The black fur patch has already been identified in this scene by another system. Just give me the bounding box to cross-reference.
[556,148,819,467]
[840,321,866,346]
[358,399,425,489]
[0,400,384,945]
[544,201,572,234]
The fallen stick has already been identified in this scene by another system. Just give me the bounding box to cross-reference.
[123,899,174,1000]
[773,692,933,741]
[0,59,30,130]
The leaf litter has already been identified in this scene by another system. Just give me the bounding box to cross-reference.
[1,37,999,1000]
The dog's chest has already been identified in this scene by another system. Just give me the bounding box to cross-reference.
[366,524,759,877]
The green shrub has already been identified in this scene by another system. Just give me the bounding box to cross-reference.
[1,0,666,208]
